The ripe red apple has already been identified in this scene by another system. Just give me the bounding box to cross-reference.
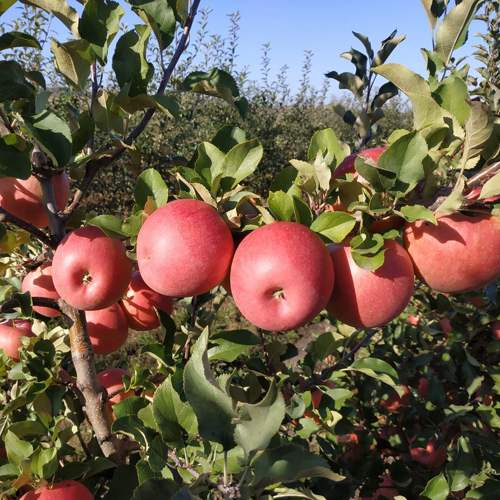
[380,386,410,413]
[337,433,359,445]
[0,323,33,360]
[85,304,128,355]
[410,440,446,468]
[311,389,323,409]
[369,215,404,234]
[52,226,132,311]
[97,368,133,405]
[21,263,60,317]
[120,271,173,331]
[0,173,70,228]
[229,222,334,331]
[332,146,386,180]
[20,480,93,499]
[492,321,500,341]
[327,240,414,328]
[406,314,420,326]
[137,199,234,297]
[403,213,500,293]
[417,377,429,398]
[8,319,33,332]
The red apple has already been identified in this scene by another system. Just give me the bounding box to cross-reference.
[337,433,359,445]
[327,240,414,328]
[21,263,60,317]
[52,226,132,311]
[137,199,234,297]
[380,386,410,412]
[492,321,500,341]
[85,304,128,355]
[406,314,420,326]
[311,389,323,409]
[403,213,500,293]
[0,323,33,360]
[363,475,398,500]
[8,319,33,332]
[332,146,386,180]
[369,215,404,234]
[229,222,334,331]
[20,480,93,499]
[0,173,69,228]
[410,440,446,468]
[439,318,452,335]
[465,186,500,204]
[417,377,429,398]
[97,368,133,405]
[120,271,173,331]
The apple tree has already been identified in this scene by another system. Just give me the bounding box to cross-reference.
[0,0,499,499]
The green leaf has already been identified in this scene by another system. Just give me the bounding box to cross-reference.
[436,175,465,215]
[93,91,127,134]
[72,111,94,155]
[193,141,224,191]
[21,0,79,35]
[4,430,33,466]
[433,75,470,125]
[349,357,398,380]
[435,0,480,65]
[51,39,93,89]
[353,31,373,59]
[183,329,236,449]
[24,110,72,167]
[78,0,124,63]
[212,125,247,153]
[0,0,16,15]
[351,248,386,271]
[129,0,176,50]
[113,397,149,419]
[180,68,248,117]
[0,31,40,51]
[400,205,437,224]
[153,375,198,443]
[0,61,35,102]
[307,128,345,168]
[292,195,313,226]
[461,101,494,169]
[31,447,57,479]
[377,131,428,192]
[310,211,356,243]
[372,64,450,130]
[112,416,153,448]
[371,81,398,109]
[420,0,442,30]
[268,191,294,222]
[421,473,450,500]
[373,31,406,66]
[325,71,364,97]
[134,168,168,210]
[88,215,127,239]
[447,436,476,492]
[252,444,345,488]
[208,330,260,362]
[132,479,180,500]
[112,25,154,97]
[0,134,31,179]
[221,139,263,190]
[234,380,285,457]
[479,172,500,199]
[341,48,368,80]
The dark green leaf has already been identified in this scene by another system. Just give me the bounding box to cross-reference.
[112,26,154,97]
[341,48,368,80]
[0,134,31,179]
[31,447,57,479]
[310,211,356,243]
[132,479,180,500]
[113,396,149,419]
[0,31,40,51]
[208,330,260,362]
[325,71,364,97]
[183,329,236,449]
[72,111,94,155]
[221,139,263,190]
[433,75,470,125]
[51,39,93,89]
[4,430,33,466]
[134,168,168,209]
[353,31,374,59]
[24,110,72,167]
[371,81,398,109]
[0,61,35,102]
[212,125,247,153]
[268,191,294,221]
[373,31,406,66]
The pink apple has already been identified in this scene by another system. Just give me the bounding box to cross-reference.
[21,263,60,317]
[0,323,33,360]
[20,480,93,500]
[85,304,128,355]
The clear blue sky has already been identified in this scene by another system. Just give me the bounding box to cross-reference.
[1,0,485,95]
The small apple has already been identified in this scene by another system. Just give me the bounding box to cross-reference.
[417,377,429,398]
[337,433,359,445]
[327,240,414,328]
[311,389,323,409]
[410,440,446,468]
[52,226,132,311]
[22,263,60,317]
[0,322,33,360]
[229,221,334,331]
[439,318,452,336]
[380,386,410,413]
[404,213,500,293]
[20,480,93,499]
[137,199,234,297]
[406,314,420,326]
[332,146,386,181]
[0,173,70,228]
[492,321,500,341]
[85,304,128,355]
[97,368,133,406]
[120,271,173,331]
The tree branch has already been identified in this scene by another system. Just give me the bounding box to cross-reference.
[63,0,202,219]
[0,207,55,248]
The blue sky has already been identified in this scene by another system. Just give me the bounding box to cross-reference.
[1,1,485,95]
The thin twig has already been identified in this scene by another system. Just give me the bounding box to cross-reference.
[63,0,202,219]
[0,207,55,248]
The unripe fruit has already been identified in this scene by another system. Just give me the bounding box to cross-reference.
[0,323,33,360]
[0,173,70,228]
[20,480,93,500]
[85,304,128,355]
[137,199,234,297]
[332,146,386,180]
[121,271,173,331]
[230,222,334,331]
[327,240,414,328]
[22,263,60,317]
[52,226,132,311]
[404,214,500,293]
[97,368,133,405]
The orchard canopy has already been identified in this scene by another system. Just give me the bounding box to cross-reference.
[0,0,499,499]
